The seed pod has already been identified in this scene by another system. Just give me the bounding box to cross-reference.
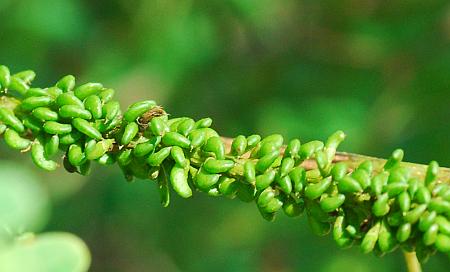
[97,153,115,165]
[404,204,427,224]
[201,136,225,159]
[338,176,363,193]
[195,168,220,191]
[397,191,411,212]
[203,159,234,174]
[415,186,431,204]
[307,213,331,236]
[435,234,450,252]
[169,146,186,167]
[263,197,283,213]
[157,167,170,207]
[170,165,192,198]
[428,198,450,213]
[187,129,206,148]
[147,147,171,166]
[333,216,353,248]
[284,139,300,159]
[352,169,371,190]
[385,182,408,198]
[102,101,120,121]
[117,149,133,166]
[436,216,450,235]
[13,70,35,84]
[230,135,247,156]
[25,88,48,98]
[68,144,86,166]
[31,140,58,171]
[44,134,59,158]
[63,155,77,173]
[74,82,103,100]
[315,151,330,176]
[378,220,397,253]
[43,121,72,134]
[255,150,280,173]
[244,161,256,183]
[72,118,102,140]
[305,177,332,200]
[0,107,25,132]
[386,211,402,227]
[21,96,53,111]
[121,122,139,145]
[257,187,276,208]
[299,140,324,159]
[236,182,256,202]
[320,194,345,213]
[78,160,91,176]
[46,87,62,98]
[177,118,195,136]
[218,176,238,198]
[162,131,190,149]
[290,166,306,193]
[407,178,420,199]
[357,160,373,175]
[279,157,294,178]
[98,88,114,103]
[425,161,439,186]
[150,116,168,136]
[331,162,348,181]
[261,134,283,147]
[0,124,6,135]
[56,75,75,92]
[59,131,81,145]
[258,206,276,222]
[384,149,404,170]
[32,107,58,121]
[0,65,11,87]
[56,92,84,108]
[123,100,156,122]
[372,193,390,217]
[84,95,102,119]
[59,105,92,119]
[423,224,439,245]
[396,223,411,242]
[246,134,261,149]
[85,139,112,160]
[361,221,380,254]
[419,211,437,232]
[255,141,278,158]
[98,115,121,133]
[283,198,304,217]
[276,174,292,194]
[370,172,388,196]
[195,117,212,128]
[4,128,31,150]
[9,76,29,95]
[255,170,276,191]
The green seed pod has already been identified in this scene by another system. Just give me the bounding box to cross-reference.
[21,96,54,111]
[31,140,58,171]
[162,131,190,149]
[320,194,345,213]
[357,160,373,175]
[246,134,261,149]
[315,150,330,176]
[0,124,6,135]
[194,117,212,128]
[0,65,11,87]
[98,88,115,103]
[85,139,112,160]
[78,160,91,176]
[25,88,48,98]
[230,135,247,156]
[419,211,437,232]
[397,191,411,212]
[44,134,59,158]
[72,118,102,140]
[261,134,283,147]
[425,161,439,186]
[435,234,450,252]
[244,161,256,183]
[407,178,420,199]
[352,169,371,190]
[84,95,102,119]
[43,121,72,134]
[121,122,139,145]
[263,197,283,213]
[370,172,388,196]
[378,220,397,253]
[132,142,154,158]
[236,182,256,202]
[324,130,345,161]
[257,187,276,208]
[307,213,331,236]
[428,198,450,213]
[74,82,103,100]
[170,165,192,198]
[0,107,25,132]
[396,223,411,242]
[9,76,29,95]
[255,170,276,191]
[202,136,225,159]
[299,140,324,159]
[177,118,195,136]
[149,116,169,136]
[218,176,238,198]
[123,100,156,122]
[384,149,404,170]
[56,75,75,92]
[331,162,348,181]
[14,70,35,83]
[290,166,306,193]
[170,146,187,167]
[415,186,431,204]
[97,153,115,165]
[117,149,133,166]
[283,198,304,217]
[187,129,206,148]
[372,193,390,217]
[258,207,276,222]
[203,159,234,174]
[56,92,84,108]
[333,216,353,248]
[284,138,300,159]
[276,174,292,194]
[423,224,439,246]
[436,216,450,236]
[361,221,380,254]
[46,87,63,98]
[195,168,220,191]
[4,128,31,150]
[102,100,120,121]
[68,144,86,166]
[385,182,408,198]
[255,141,278,158]
[157,167,170,207]
[59,131,81,145]
[63,155,78,173]
[404,204,427,224]
[147,147,171,166]
[305,177,332,200]
[32,107,58,121]
[338,176,363,193]
[345,225,358,237]
[386,211,402,227]
[279,157,294,178]
[255,150,280,173]
[59,105,92,119]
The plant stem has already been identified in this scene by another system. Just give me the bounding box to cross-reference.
[403,252,421,272]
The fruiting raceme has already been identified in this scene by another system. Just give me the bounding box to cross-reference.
[0,65,449,261]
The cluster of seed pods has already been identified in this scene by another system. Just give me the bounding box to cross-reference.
[0,65,449,261]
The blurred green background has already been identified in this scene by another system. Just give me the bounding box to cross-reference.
[1,0,450,271]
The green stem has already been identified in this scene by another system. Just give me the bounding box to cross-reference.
[403,251,422,272]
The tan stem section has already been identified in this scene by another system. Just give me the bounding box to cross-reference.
[403,252,422,272]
